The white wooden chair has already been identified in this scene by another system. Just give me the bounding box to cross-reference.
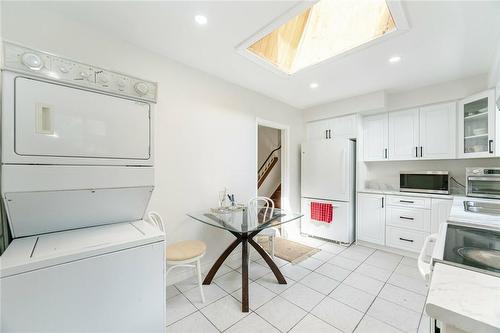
[148,212,206,303]
[248,197,280,259]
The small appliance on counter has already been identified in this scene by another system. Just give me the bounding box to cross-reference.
[400,171,449,195]
[466,167,500,199]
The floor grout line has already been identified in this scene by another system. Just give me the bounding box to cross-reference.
[167,239,428,333]
[288,244,376,333]
[167,266,235,331]
[348,254,401,332]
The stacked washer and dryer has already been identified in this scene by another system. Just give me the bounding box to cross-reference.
[0,42,166,332]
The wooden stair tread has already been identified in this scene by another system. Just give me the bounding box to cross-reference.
[257,157,278,188]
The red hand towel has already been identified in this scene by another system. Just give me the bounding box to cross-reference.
[310,202,333,223]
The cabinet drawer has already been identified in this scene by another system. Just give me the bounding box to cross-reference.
[386,206,431,232]
[386,195,431,209]
[386,226,428,253]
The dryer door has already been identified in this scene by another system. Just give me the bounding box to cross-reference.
[14,77,151,161]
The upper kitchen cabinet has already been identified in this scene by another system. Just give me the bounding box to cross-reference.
[458,89,496,158]
[362,113,388,161]
[330,114,357,138]
[388,108,420,160]
[306,114,357,141]
[306,120,330,140]
[419,102,456,160]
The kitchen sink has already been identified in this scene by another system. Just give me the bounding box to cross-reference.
[463,200,500,215]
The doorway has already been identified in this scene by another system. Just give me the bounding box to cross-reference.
[257,124,282,209]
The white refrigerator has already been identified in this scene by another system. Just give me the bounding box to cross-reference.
[301,139,356,244]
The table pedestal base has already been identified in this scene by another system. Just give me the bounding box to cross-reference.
[202,230,287,312]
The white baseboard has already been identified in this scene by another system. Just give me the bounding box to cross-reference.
[356,240,418,258]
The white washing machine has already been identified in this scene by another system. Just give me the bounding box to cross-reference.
[0,42,165,332]
[1,221,165,333]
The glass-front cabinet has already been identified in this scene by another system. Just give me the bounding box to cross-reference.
[458,89,497,158]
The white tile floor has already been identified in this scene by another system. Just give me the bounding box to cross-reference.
[166,236,431,333]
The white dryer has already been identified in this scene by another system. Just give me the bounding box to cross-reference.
[0,42,165,332]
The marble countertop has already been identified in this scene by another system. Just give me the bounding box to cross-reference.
[448,196,500,228]
[357,188,454,200]
[426,263,500,333]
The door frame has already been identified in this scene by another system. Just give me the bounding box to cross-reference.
[256,118,290,232]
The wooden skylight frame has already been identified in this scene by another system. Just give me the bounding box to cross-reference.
[237,0,409,76]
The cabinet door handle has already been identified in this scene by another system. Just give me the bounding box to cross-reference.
[400,216,414,220]
[420,146,423,157]
[400,200,414,204]
[415,146,418,158]
[328,130,331,139]
[384,148,388,159]
[399,237,414,243]
[381,197,384,208]
[489,140,494,154]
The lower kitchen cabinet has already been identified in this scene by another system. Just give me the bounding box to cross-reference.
[357,193,386,245]
[357,192,453,253]
[386,226,428,252]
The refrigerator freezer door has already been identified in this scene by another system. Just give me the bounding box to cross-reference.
[301,198,354,244]
[301,140,351,202]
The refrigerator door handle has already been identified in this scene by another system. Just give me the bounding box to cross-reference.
[341,149,347,194]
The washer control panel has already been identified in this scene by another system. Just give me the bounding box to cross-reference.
[2,42,157,103]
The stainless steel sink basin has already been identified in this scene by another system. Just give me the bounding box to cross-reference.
[463,200,500,215]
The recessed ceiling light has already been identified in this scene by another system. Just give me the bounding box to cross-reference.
[389,56,401,63]
[309,82,319,89]
[194,15,208,25]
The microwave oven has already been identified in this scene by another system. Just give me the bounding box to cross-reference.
[400,171,449,195]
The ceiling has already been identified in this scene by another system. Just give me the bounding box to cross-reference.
[14,1,500,109]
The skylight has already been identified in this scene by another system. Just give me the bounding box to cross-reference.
[247,0,396,74]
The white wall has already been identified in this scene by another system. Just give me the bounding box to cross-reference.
[303,74,488,121]
[385,74,488,111]
[304,91,386,122]
[2,3,304,282]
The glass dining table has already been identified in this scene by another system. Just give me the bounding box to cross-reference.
[187,206,303,312]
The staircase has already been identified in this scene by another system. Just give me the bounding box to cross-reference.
[258,156,278,188]
[258,146,281,209]
[270,185,281,209]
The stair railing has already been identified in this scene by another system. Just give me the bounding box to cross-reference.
[258,146,281,187]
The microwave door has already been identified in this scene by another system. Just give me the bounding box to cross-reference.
[400,173,449,194]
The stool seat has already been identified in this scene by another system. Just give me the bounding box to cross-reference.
[166,240,207,261]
